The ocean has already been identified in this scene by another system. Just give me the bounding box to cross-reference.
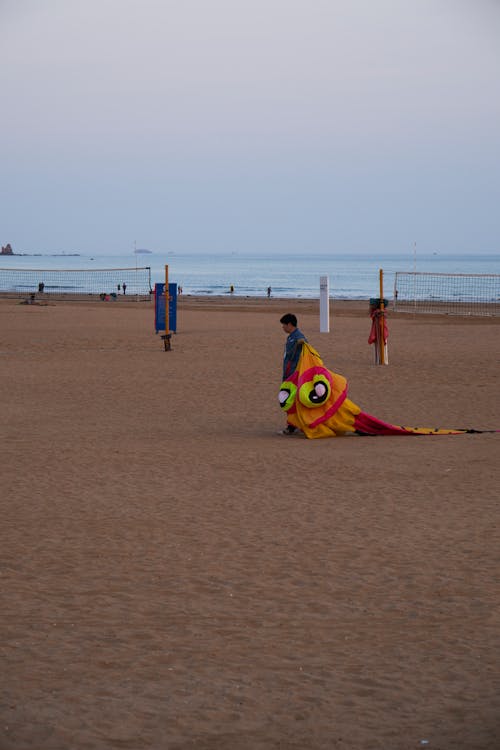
[1,251,498,299]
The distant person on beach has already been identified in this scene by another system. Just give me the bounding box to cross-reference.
[122,283,127,295]
[267,286,272,298]
[20,293,36,305]
[117,284,121,292]
[230,284,234,294]
[38,282,45,293]
[280,313,307,435]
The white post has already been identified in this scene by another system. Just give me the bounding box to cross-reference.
[319,275,330,332]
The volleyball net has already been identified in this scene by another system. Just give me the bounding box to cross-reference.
[393,272,500,317]
[0,266,152,298]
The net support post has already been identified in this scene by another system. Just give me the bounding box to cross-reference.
[165,264,171,349]
[319,275,330,333]
[378,269,387,365]
[162,264,172,351]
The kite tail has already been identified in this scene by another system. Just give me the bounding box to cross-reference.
[353,411,494,436]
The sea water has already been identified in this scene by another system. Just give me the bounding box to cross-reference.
[1,251,498,299]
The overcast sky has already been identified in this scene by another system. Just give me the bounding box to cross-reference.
[1,0,499,256]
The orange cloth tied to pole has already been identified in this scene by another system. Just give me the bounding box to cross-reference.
[368,308,388,345]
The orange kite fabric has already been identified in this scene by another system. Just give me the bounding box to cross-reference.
[278,343,492,439]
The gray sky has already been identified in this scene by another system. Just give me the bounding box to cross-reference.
[1,0,499,255]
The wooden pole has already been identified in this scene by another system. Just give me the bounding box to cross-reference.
[379,268,386,365]
[161,264,172,350]
[165,264,169,335]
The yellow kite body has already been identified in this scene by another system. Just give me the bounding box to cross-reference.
[278,343,477,439]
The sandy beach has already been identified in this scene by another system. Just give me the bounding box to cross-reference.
[1,295,499,750]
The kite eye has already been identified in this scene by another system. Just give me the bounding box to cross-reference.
[278,382,297,411]
[298,375,331,408]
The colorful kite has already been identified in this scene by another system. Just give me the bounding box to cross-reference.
[279,342,493,439]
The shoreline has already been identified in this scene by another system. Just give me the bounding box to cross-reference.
[1,292,499,322]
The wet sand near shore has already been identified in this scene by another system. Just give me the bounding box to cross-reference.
[1,296,499,749]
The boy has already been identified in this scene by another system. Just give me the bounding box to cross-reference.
[280,313,307,434]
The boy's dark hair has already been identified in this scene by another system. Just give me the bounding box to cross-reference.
[280,313,297,326]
